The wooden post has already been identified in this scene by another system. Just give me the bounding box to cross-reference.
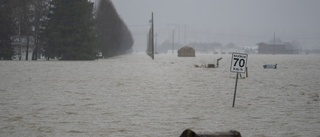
[216,57,222,68]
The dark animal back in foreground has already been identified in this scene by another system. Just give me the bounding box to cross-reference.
[180,129,241,137]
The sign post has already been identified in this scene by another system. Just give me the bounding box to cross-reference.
[230,53,248,107]
[232,72,239,107]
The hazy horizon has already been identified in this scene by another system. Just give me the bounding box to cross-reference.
[95,0,320,52]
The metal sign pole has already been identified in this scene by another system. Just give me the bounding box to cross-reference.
[232,72,239,107]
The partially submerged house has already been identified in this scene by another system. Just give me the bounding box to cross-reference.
[178,46,195,57]
[257,42,298,54]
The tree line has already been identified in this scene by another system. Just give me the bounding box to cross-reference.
[0,0,133,60]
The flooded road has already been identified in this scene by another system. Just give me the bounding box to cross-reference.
[1,54,319,137]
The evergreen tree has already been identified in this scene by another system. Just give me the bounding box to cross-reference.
[0,0,15,60]
[43,0,97,60]
[30,0,51,60]
[10,0,32,60]
[95,0,133,58]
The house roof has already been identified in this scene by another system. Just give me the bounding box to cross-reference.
[257,42,292,46]
[179,46,195,50]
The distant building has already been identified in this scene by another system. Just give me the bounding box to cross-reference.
[257,42,298,54]
[308,49,320,54]
[178,46,195,57]
[11,36,34,59]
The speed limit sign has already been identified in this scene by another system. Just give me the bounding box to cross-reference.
[230,52,248,107]
[230,53,248,73]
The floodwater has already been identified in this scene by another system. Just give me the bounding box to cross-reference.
[1,54,319,137]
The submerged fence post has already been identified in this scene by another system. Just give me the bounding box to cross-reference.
[246,67,248,78]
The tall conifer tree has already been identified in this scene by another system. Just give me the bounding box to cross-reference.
[43,0,97,60]
[95,0,133,58]
[0,0,15,60]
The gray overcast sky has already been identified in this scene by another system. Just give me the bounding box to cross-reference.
[101,0,320,51]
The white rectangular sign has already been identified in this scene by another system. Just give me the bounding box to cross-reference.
[230,53,248,73]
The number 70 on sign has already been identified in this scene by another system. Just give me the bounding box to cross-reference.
[230,53,248,73]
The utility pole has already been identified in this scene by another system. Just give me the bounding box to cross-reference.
[184,25,187,45]
[151,12,154,59]
[273,32,275,55]
[172,30,174,55]
[155,33,157,54]
[178,24,180,45]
